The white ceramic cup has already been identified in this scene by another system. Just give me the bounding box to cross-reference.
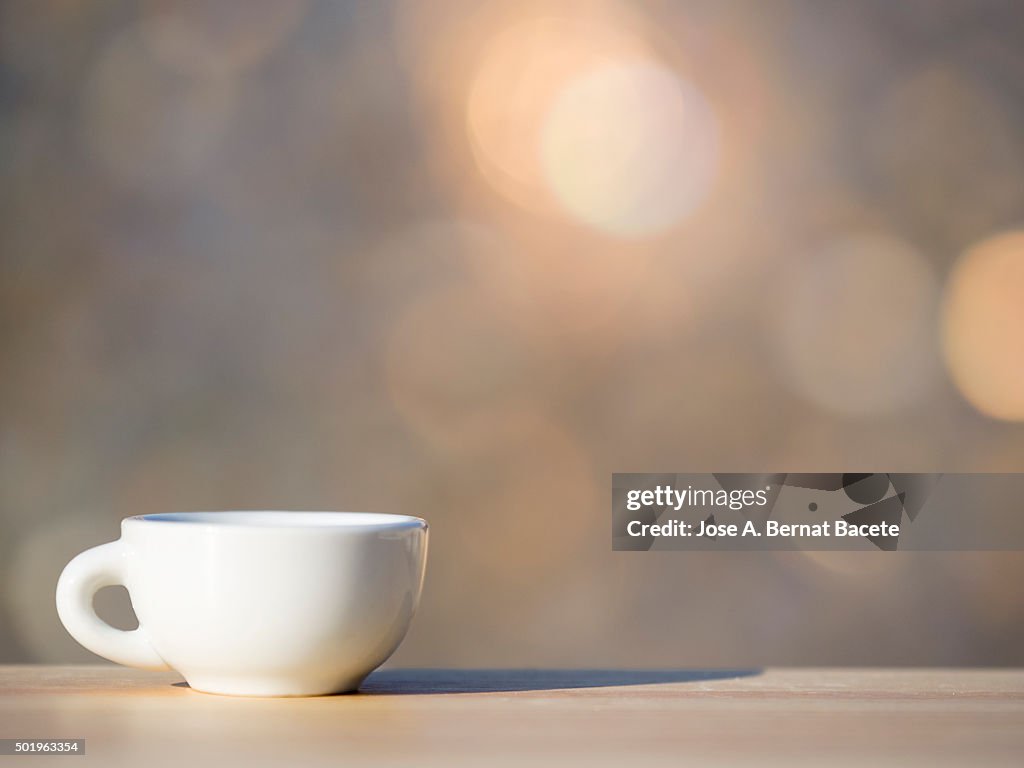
[56,511,428,697]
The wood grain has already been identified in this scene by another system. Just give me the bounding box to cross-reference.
[2,666,1022,766]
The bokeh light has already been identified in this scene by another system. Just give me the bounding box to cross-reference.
[464,11,650,213]
[541,60,717,237]
[461,6,718,236]
[942,230,1024,421]
[771,233,940,415]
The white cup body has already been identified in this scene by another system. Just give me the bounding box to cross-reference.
[57,512,428,696]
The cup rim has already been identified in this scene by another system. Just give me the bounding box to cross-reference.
[123,511,427,531]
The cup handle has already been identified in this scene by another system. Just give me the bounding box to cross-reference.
[56,541,169,670]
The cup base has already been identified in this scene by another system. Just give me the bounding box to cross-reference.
[183,673,367,697]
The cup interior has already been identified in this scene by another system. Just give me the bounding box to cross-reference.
[131,511,425,529]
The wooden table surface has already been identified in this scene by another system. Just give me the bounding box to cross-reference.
[2,666,1022,766]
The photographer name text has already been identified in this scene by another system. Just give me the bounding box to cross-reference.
[626,518,899,539]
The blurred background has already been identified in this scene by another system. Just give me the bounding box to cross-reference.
[2,0,1024,667]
